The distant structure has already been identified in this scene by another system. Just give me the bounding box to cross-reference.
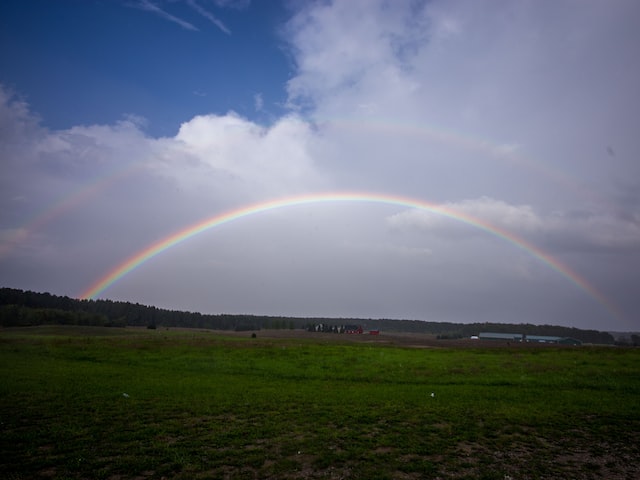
[478,332,582,345]
[525,335,582,345]
[308,323,364,334]
[344,325,364,334]
[478,332,523,342]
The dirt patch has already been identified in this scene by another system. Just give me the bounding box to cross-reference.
[446,432,640,480]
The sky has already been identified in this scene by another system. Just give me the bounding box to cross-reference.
[1,0,639,332]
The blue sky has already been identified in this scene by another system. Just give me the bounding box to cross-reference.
[0,0,291,135]
[1,0,639,332]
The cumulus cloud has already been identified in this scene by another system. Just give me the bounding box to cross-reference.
[0,85,325,273]
[285,0,424,116]
[158,112,325,196]
[284,0,640,202]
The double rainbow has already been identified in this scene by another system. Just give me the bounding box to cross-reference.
[79,192,621,321]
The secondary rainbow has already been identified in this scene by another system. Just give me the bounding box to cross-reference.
[1,163,147,259]
[315,118,609,209]
[79,192,621,320]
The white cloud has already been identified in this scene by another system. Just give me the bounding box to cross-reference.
[161,112,325,196]
[0,87,329,270]
[387,197,640,254]
[285,0,424,114]
[387,197,543,235]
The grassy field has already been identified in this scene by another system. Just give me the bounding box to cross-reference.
[1,326,639,479]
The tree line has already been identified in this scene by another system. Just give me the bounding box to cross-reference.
[0,287,616,344]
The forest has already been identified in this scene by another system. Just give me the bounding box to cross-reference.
[0,287,616,344]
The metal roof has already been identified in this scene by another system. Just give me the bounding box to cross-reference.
[479,332,523,340]
[525,335,563,342]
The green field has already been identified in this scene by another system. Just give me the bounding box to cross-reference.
[1,326,639,479]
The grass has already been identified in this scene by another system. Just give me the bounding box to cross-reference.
[1,326,639,479]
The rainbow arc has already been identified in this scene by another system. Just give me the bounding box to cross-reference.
[79,192,622,322]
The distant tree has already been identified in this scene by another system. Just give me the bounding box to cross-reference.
[0,287,620,342]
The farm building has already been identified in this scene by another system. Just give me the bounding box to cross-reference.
[525,335,582,345]
[308,323,363,334]
[479,332,524,341]
[344,325,363,334]
[478,332,582,345]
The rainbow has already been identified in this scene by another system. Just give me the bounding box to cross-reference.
[317,118,607,209]
[0,163,147,259]
[79,192,622,321]
[4,119,608,261]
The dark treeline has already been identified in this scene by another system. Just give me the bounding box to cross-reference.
[0,287,615,344]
